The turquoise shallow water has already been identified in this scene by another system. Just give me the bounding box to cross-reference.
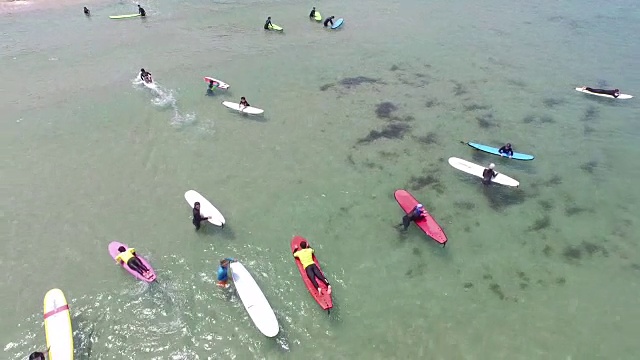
[2,0,640,359]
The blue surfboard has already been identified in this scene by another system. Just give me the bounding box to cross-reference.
[466,142,535,161]
[331,18,344,29]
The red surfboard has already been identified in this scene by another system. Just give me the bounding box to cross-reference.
[394,189,448,246]
[291,236,333,312]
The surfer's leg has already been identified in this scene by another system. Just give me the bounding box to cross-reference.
[135,256,149,272]
[193,219,201,231]
[402,215,411,230]
[305,265,320,290]
[311,266,329,286]
[127,258,146,276]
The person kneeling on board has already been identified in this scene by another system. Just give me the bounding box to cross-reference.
[323,16,335,27]
[398,203,427,231]
[216,258,236,287]
[309,7,317,18]
[140,68,152,83]
[499,143,514,158]
[264,16,273,29]
[115,246,153,279]
[293,241,332,295]
[138,4,146,17]
[482,163,498,185]
[192,202,212,231]
[581,86,620,98]
[239,96,250,109]
[83,7,90,16]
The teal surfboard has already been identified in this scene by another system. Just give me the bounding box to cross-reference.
[465,142,534,161]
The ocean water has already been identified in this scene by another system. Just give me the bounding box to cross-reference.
[2,0,639,359]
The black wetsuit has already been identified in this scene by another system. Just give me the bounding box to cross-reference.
[305,264,329,290]
[324,17,334,27]
[139,6,146,17]
[29,352,46,360]
[84,7,90,16]
[482,168,497,184]
[239,100,250,107]
[127,256,149,276]
[402,207,424,230]
[140,71,151,82]
[309,9,316,18]
[498,145,513,157]
[585,87,619,98]
[193,208,207,230]
[264,19,272,29]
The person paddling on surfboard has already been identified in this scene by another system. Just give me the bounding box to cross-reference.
[140,68,152,83]
[138,4,146,17]
[482,163,498,185]
[239,97,250,110]
[216,258,236,288]
[84,7,90,16]
[580,86,619,98]
[192,202,212,231]
[293,241,332,295]
[397,203,427,231]
[498,143,514,158]
[264,16,273,30]
[115,246,153,279]
[323,16,335,27]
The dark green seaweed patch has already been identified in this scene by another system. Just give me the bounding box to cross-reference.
[522,114,536,124]
[464,104,490,112]
[346,154,355,165]
[581,105,599,122]
[555,277,566,285]
[631,264,640,271]
[390,64,400,71]
[519,283,529,290]
[320,83,335,91]
[483,187,528,211]
[542,244,553,257]
[562,246,582,261]
[541,175,562,187]
[582,241,608,257]
[584,125,595,135]
[565,206,591,216]
[516,271,530,283]
[339,76,379,88]
[357,122,411,144]
[538,200,554,211]
[454,201,476,210]
[580,161,598,174]
[463,282,474,289]
[542,97,564,108]
[408,174,445,194]
[452,81,467,96]
[528,215,551,231]
[483,274,493,280]
[539,115,555,123]
[425,99,438,108]
[375,102,398,119]
[476,112,496,128]
[489,283,505,300]
[414,132,439,145]
[507,79,527,88]
[378,151,399,160]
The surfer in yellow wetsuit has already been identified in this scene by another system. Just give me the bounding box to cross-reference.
[115,246,152,279]
[293,241,332,295]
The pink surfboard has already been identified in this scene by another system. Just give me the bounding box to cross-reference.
[108,241,157,282]
[203,76,230,89]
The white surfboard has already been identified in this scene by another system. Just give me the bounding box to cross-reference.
[44,288,74,360]
[448,157,520,187]
[222,101,264,115]
[184,190,225,227]
[230,262,280,337]
[575,87,633,99]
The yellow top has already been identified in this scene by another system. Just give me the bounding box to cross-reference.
[294,248,315,269]
[115,248,136,264]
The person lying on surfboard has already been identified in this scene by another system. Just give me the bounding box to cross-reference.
[309,7,317,18]
[140,68,152,84]
[264,17,273,30]
[580,86,620,98]
[192,202,212,231]
[323,16,335,27]
[239,97,250,110]
[398,203,427,231]
[498,143,514,158]
[293,241,332,295]
[482,163,498,185]
[216,258,236,288]
[138,5,146,17]
[84,7,90,16]
[115,246,153,279]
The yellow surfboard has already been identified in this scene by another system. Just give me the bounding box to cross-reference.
[314,11,322,22]
[268,23,283,31]
[44,288,74,359]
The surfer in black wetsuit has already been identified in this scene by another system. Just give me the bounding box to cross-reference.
[140,68,152,83]
[264,16,273,29]
[239,97,250,109]
[309,7,316,18]
[581,86,619,98]
[482,163,497,185]
[323,16,334,27]
[499,143,514,158]
[192,202,211,231]
[29,351,47,360]
[397,204,427,231]
[84,7,90,16]
[138,4,146,17]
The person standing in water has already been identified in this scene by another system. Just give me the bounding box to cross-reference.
[293,241,332,295]
[499,143,514,158]
[192,202,211,231]
[580,86,620,98]
[115,246,153,279]
[264,16,273,29]
[323,16,335,27]
[309,7,317,18]
[83,7,90,16]
[482,163,498,185]
[216,258,236,288]
[138,4,146,17]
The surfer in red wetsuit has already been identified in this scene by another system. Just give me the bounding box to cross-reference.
[399,204,427,230]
